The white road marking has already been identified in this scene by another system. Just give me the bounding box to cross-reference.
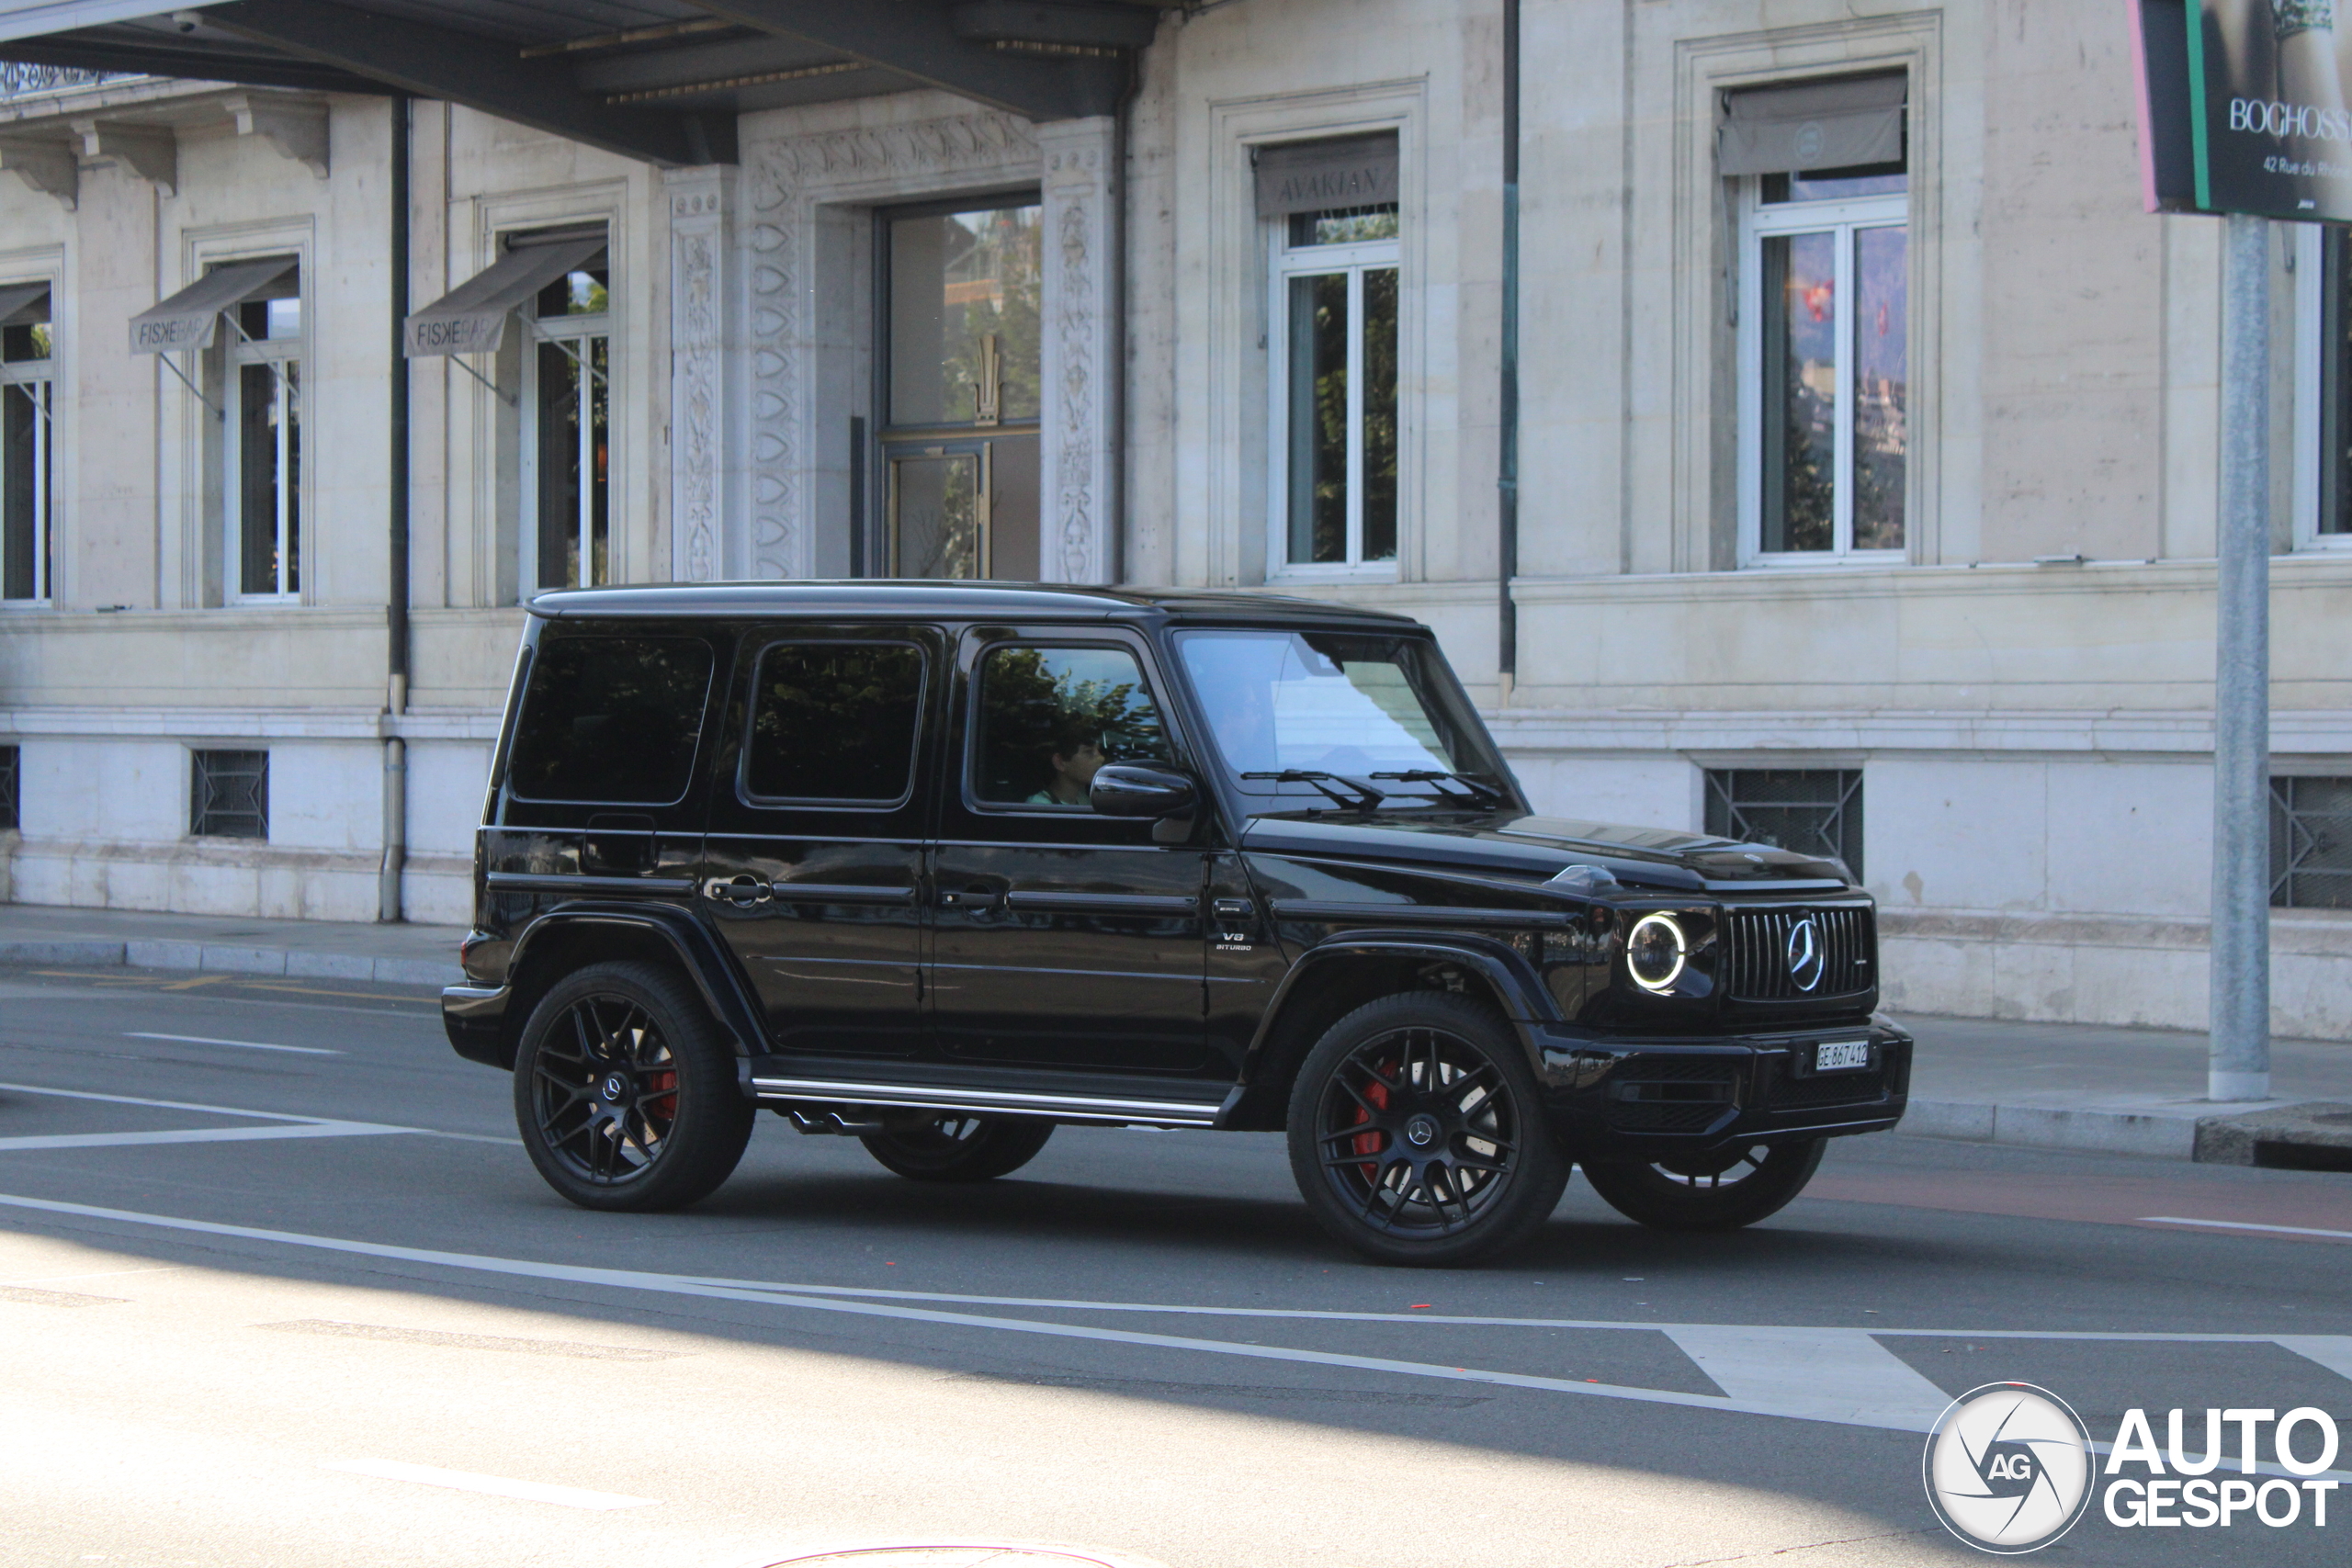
[0,1079,500,1146]
[320,1458,655,1510]
[0,1080,348,1122]
[127,1032,339,1056]
[1660,1325,1952,1429]
[2277,1336,2352,1382]
[0,1123,410,1152]
[2140,1214,2352,1241]
[5,1191,2351,1442]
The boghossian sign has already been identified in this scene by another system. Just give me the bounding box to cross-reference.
[2136,0,2352,220]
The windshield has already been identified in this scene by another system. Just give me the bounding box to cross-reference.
[1173,628,1516,808]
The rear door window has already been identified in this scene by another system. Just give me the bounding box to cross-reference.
[507,636,715,804]
[742,642,927,805]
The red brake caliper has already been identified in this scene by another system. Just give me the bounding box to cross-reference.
[1351,1064,1394,1180]
[642,1066,678,1129]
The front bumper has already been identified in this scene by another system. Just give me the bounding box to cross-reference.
[1532,1016,1912,1159]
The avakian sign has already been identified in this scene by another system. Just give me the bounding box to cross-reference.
[2136,0,2352,220]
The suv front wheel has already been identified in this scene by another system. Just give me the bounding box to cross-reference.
[513,961,754,1212]
[1286,993,1569,1267]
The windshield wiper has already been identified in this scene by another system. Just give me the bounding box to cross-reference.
[1241,769,1386,811]
[1372,769,1508,807]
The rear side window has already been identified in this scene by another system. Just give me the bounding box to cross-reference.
[744,642,926,804]
[507,636,714,804]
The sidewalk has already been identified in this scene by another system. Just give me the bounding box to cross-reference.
[0,903,2344,1168]
[0,904,466,987]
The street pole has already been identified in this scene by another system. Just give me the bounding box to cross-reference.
[2210,209,2271,1102]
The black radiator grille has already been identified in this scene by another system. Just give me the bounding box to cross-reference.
[1724,906,1873,1000]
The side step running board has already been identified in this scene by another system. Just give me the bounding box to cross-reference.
[750,1074,1223,1128]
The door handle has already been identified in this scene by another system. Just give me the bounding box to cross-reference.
[1212,898,1254,919]
[939,886,1001,911]
[704,874,774,908]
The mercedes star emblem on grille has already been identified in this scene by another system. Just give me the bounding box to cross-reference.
[1785,916,1826,992]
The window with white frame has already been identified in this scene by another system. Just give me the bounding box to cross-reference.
[1737,167,1908,563]
[1271,202,1398,573]
[524,253,610,590]
[227,283,301,599]
[0,291,53,603]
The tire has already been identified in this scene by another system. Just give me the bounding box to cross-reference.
[1580,1137,1826,1232]
[859,1113,1055,1182]
[512,960,755,1212]
[1285,992,1570,1267]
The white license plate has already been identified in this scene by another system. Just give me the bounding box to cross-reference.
[1815,1040,1871,1073]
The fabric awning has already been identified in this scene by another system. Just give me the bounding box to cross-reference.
[129,258,296,354]
[1718,73,1906,176]
[404,233,606,357]
[0,280,48,326]
[1253,133,1399,218]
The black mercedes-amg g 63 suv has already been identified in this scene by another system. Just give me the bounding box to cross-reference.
[444,582,1909,1265]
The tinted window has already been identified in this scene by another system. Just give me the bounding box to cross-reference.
[745,643,926,804]
[973,645,1170,808]
[508,636,713,804]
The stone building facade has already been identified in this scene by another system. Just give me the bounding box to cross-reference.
[0,1,2345,1037]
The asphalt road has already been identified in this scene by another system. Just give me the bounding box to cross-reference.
[1,963,2348,1568]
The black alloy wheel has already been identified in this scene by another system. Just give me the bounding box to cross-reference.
[860,1112,1055,1182]
[513,961,754,1212]
[1286,993,1569,1267]
[1579,1137,1826,1231]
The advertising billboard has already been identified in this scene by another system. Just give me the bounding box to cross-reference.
[2141,0,2352,220]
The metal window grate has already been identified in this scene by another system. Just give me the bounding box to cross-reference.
[0,744,16,830]
[191,750,268,840]
[2271,776,2352,909]
[1704,767,1863,880]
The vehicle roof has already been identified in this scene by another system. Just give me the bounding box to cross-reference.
[526,581,1425,628]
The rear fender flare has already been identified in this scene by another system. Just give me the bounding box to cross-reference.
[506,905,764,1062]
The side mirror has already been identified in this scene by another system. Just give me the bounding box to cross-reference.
[1090,763,1198,818]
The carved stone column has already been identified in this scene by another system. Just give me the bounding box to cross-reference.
[664,165,742,581]
[1038,116,1119,585]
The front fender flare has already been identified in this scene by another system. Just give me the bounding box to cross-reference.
[1223,930,1560,1128]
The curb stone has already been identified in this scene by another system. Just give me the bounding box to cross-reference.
[1906,1096,2352,1168]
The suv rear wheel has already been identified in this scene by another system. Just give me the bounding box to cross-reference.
[1580,1138,1825,1231]
[1286,993,1569,1267]
[513,961,753,1212]
[859,1113,1055,1182]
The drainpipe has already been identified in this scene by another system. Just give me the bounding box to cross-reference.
[1112,64,1132,585]
[379,94,411,924]
[1496,0,1520,705]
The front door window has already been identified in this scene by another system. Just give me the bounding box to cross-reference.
[879,199,1042,580]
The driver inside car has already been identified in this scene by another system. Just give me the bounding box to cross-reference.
[1027,722,1107,807]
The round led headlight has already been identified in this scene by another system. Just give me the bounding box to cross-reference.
[1624,912,1688,993]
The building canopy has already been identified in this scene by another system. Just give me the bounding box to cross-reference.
[0,1,1181,167]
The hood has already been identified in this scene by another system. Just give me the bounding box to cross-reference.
[1238,809,1855,894]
